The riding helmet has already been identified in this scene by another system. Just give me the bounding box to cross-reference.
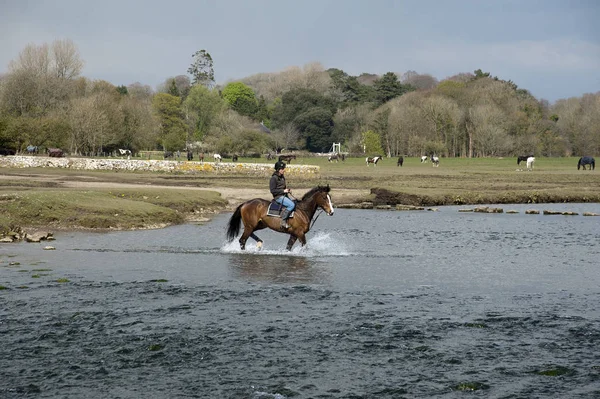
[274,161,286,170]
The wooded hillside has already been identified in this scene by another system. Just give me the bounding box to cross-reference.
[1,41,598,158]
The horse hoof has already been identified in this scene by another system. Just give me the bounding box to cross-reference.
[256,241,263,250]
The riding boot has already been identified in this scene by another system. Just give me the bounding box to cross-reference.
[280,209,291,229]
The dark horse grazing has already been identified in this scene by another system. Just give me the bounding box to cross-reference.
[397,156,404,167]
[578,156,595,170]
[279,154,296,163]
[226,185,334,251]
[47,148,64,157]
[0,148,16,156]
[517,155,534,165]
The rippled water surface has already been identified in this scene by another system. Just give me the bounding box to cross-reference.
[2,204,600,398]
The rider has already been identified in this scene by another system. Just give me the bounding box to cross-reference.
[270,161,295,229]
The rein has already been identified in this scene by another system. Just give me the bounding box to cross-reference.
[310,209,324,230]
[290,191,326,230]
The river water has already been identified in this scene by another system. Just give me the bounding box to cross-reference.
[2,204,600,398]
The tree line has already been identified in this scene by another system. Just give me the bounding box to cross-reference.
[1,39,598,158]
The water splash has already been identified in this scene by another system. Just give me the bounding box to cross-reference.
[220,231,353,257]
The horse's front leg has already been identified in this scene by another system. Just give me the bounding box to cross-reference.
[297,233,307,247]
[250,233,263,250]
[286,235,298,251]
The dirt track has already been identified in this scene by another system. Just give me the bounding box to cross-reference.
[0,174,367,208]
[60,181,367,208]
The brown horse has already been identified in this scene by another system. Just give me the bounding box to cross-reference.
[226,185,334,250]
[278,154,296,163]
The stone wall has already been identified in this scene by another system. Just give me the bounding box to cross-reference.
[0,156,320,177]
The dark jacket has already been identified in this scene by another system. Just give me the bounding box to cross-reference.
[269,172,287,199]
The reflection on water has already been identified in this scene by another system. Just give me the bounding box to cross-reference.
[228,253,329,283]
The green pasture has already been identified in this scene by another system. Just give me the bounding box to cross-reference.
[152,154,586,173]
[1,155,599,234]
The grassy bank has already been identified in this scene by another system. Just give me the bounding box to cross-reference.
[1,156,599,235]
[0,185,226,235]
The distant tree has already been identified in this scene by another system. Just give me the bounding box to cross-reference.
[373,72,414,106]
[327,68,366,106]
[294,108,334,152]
[158,75,191,99]
[361,130,384,154]
[173,75,191,98]
[188,49,214,87]
[116,85,128,95]
[272,88,336,128]
[371,108,391,156]
[221,82,258,118]
[357,73,379,86]
[52,39,84,80]
[272,123,301,151]
[118,94,158,153]
[233,130,274,155]
[167,79,180,97]
[445,72,474,83]
[331,104,372,147]
[182,85,224,142]
[255,95,271,125]
[473,69,491,79]
[401,71,439,90]
[152,93,187,150]
[1,39,84,117]
[127,82,154,100]
[271,88,336,151]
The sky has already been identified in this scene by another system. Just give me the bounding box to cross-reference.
[1,0,599,103]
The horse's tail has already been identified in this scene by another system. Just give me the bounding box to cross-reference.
[226,203,243,242]
[592,159,596,170]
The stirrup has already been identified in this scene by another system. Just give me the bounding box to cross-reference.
[280,220,289,229]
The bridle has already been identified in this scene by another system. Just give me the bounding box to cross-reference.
[310,193,333,229]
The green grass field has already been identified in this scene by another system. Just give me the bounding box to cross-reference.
[1,155,598,233]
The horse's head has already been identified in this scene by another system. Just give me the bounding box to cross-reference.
[302,185,334,216]
[318,185,334,216]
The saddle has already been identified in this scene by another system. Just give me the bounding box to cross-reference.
[267,200,295,218]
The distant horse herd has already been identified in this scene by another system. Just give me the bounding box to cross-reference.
[0,148,596,172]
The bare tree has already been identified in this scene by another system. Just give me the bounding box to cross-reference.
[127,82,154,100]
[240,62,333,102]
[52,39,84,80]
[2,39,84,116]
[272,123,301,151]
[401,71,439,90]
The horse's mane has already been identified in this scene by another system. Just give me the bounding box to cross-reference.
[301,185,330,201]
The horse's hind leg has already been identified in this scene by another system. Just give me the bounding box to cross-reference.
[238,227,253,250]
[286,235,298,251]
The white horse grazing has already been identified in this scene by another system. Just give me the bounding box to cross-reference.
[420,156,428,163]
[213,153,222,163]
[118,148,131,159]
[526,156,535,171]
[431,155,440,167]
[366,156,382,166]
